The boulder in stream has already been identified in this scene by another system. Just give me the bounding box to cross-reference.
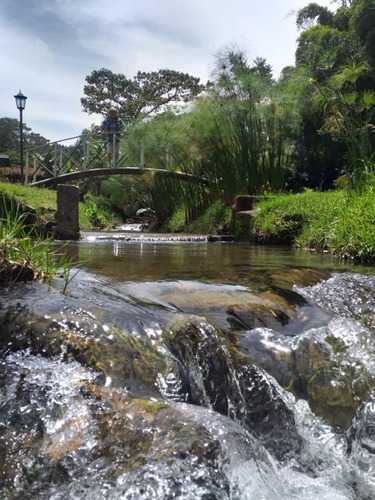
[0,351,283,499]
[161,314,303,461]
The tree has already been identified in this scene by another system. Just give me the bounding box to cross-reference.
[290,0,375,189]
[250,57,274,84]
[296,3,334,30]
[350,0,375,68]
[311,61,375,186]
[81,68,206,125]
[0,117,49,153]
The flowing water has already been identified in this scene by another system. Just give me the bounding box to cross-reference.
[1,231,375,499]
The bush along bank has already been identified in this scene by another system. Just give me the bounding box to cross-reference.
[251,185,375,262]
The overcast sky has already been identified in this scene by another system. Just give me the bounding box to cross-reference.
[1,0,335,143]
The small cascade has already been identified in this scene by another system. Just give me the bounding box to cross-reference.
[82,230,208,243]
[1,242,375,498]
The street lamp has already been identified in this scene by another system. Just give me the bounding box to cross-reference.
[14,90,27,184]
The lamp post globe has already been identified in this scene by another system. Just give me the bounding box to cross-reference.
[14,90,27,184]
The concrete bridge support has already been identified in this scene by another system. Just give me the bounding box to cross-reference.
[56,184,80,240]
[232,195,259,241]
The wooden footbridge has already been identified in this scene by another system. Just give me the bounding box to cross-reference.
[25,133,210,187]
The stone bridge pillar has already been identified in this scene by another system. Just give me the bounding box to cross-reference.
[56,184,80,240]
[232,195,256,241]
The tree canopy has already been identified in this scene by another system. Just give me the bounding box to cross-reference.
[81,68,206,124]
[0,118,49,153]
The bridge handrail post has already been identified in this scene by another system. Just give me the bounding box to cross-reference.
[140,142,145,168]
[33,157,37,183]
[83,136,89,170]
[112,135,116,168]
[59,148,63,174]
[53,144,58,178]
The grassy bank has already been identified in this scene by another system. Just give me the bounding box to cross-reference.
[3,179,375,266]
[253,183,375,262]
[0,182,120,285]
[0,182,121,230]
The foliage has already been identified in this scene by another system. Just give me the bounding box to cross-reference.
[289,0,375,189]
[167,205,187,232]
[350,0,375,67]
[296,3,334,30]
[167,200,232,234]
[311,62,375,187]
[0,117,49,155]
[252,183,375,261]
[101,176,143,217]
[0,198,71,285]
[193,48,292,197]
[186,200,232,235]
[81,68,206,125]
[81,192,122,229]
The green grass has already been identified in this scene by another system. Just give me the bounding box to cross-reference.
[0,181,57,208]
[167,200,232,234]
[0,181,120,287]
[0,181,114,230]
[253,184,375,261]
[0,199,72,285]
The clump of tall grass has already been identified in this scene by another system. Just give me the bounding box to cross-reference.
[168,200,232,234]
[0,200,73,285]
[253,186,375,261]
[81,192,122,229]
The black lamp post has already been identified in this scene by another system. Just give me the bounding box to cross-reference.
[14,90,27,183]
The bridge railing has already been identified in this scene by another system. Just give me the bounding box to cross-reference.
[24,133,151,185]
[24,130,197,185]
[25,133,123,184]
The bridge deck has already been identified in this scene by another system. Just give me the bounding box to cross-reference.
[30,167,211,187]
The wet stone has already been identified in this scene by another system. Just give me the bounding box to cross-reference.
[236,364,303,461]
[161,314,242,418]
[161,314,303,461]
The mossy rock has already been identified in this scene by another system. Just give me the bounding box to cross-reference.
[270,268,331,290]
[0,305,169,392]
[161,314,241,416]
[293,332,375,428]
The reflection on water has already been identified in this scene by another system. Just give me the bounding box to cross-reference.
[60,237,375,286]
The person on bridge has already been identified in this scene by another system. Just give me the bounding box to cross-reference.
[99,107,124,167]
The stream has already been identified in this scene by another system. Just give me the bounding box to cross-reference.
[1,232,375,499]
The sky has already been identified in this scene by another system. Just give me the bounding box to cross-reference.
[1,0,336,143]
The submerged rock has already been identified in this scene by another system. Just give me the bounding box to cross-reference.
[0,303,169,393]
[346,396,375,499]
[157,281,296,332]
[292,327,375,429]
[0,352,284,500]
[236,365,303,461]
[161,314,303,461]
[347,396,375,456]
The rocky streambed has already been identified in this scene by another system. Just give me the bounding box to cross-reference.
[1,258,375,498]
